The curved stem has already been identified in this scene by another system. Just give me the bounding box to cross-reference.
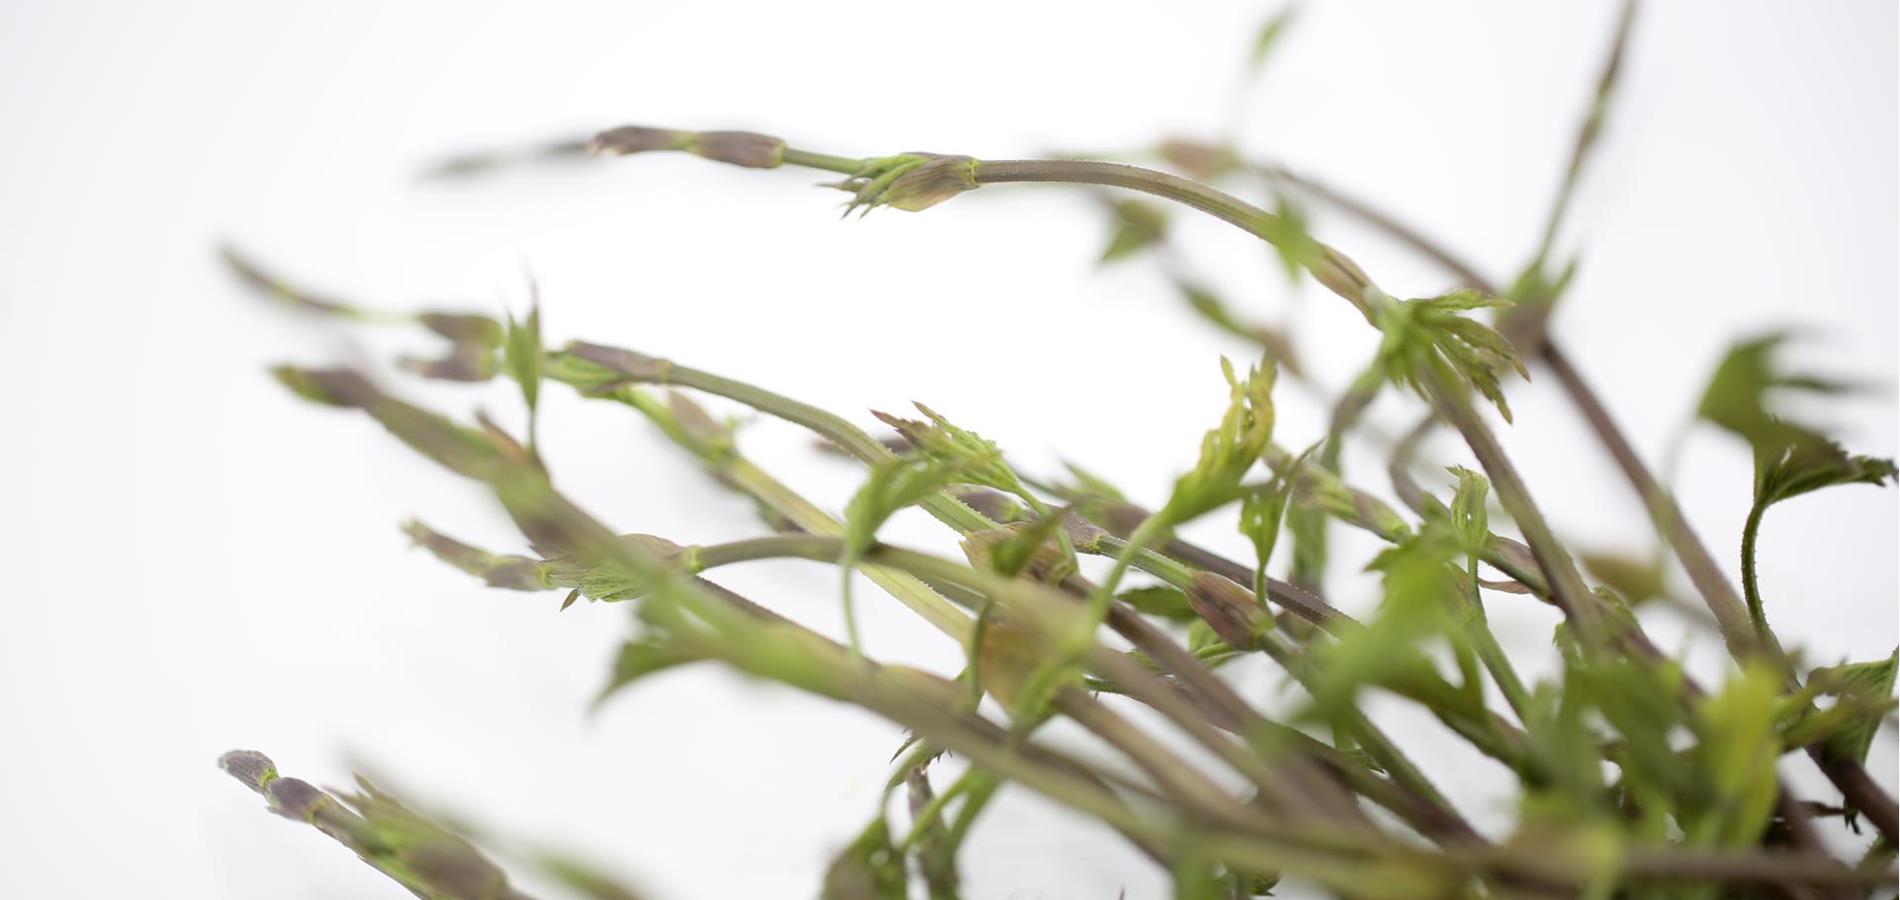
[1739,501,1769,641]
[976,159,1377,319]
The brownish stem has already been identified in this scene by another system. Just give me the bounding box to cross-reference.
[1542,344,1761,657]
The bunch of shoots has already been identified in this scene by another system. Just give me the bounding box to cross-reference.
[219,5,1897,898]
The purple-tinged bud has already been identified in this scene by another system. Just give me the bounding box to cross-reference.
[418,313,503,345]
[401,521,552,591]
[1187,572,1272,650]
[264,777,332,822]
[563,341,672,382]
[218,749,278,792]
[1155,138,1239,181]
[220,245,356,317]
[588,125,692,157]
[689,130,786,169]
[398,348,496,383]
[882,154,979,211]
[272,366,380,409]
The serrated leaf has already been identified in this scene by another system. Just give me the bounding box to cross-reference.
[1695,331,1892,506]
[1375,289,1525,422]
[1157,357,1277,527]
[873,403,1031,499]
[1238,447,1302,601]
[843,458,962,567]
[1812,649,1899,768]
[1445,466,1490,554]
[1755,435,1896,508]
[1696,332,1848,441]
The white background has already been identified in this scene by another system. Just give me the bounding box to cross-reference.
[1,1,1894,897]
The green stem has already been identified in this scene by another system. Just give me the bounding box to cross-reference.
[779,147,862,174]
[1739,501,1769,640]
[1463,553,1534,723]
[973,159,1376,320]
[1422,365,1605,646]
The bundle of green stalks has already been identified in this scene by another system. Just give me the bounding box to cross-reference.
[218,5,1898,898]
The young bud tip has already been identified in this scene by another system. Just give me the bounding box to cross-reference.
[271,366,379,409]
[881,155,979,212]
[690,130,786,169]
[263,777,330,821]
[588,126,691,157]
[218,749,278,792]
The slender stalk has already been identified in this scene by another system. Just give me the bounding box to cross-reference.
[1422,366,1604,639]
[1542,345,1762,657]
[1739,488,1770,641]
[1461,554,1534,723]
[974,159,1377,320]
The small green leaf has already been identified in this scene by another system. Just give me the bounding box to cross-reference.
[1238,447,1304,601]
[1688,663,1784,848]
[1811,649,1899,768]
[1755,435,1895,508]
[873,403,1033,500]
[1375,289,1526,422]
[1260,192,1320,287]
[1248,7,1299,72]
[503,298,543,449]
[821,817,908,900]
[1445,466,1490,555]
[1099,198,1169,264]
[1157,357,1277,526]
[597,635,706,704]
[841,456,965,653]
